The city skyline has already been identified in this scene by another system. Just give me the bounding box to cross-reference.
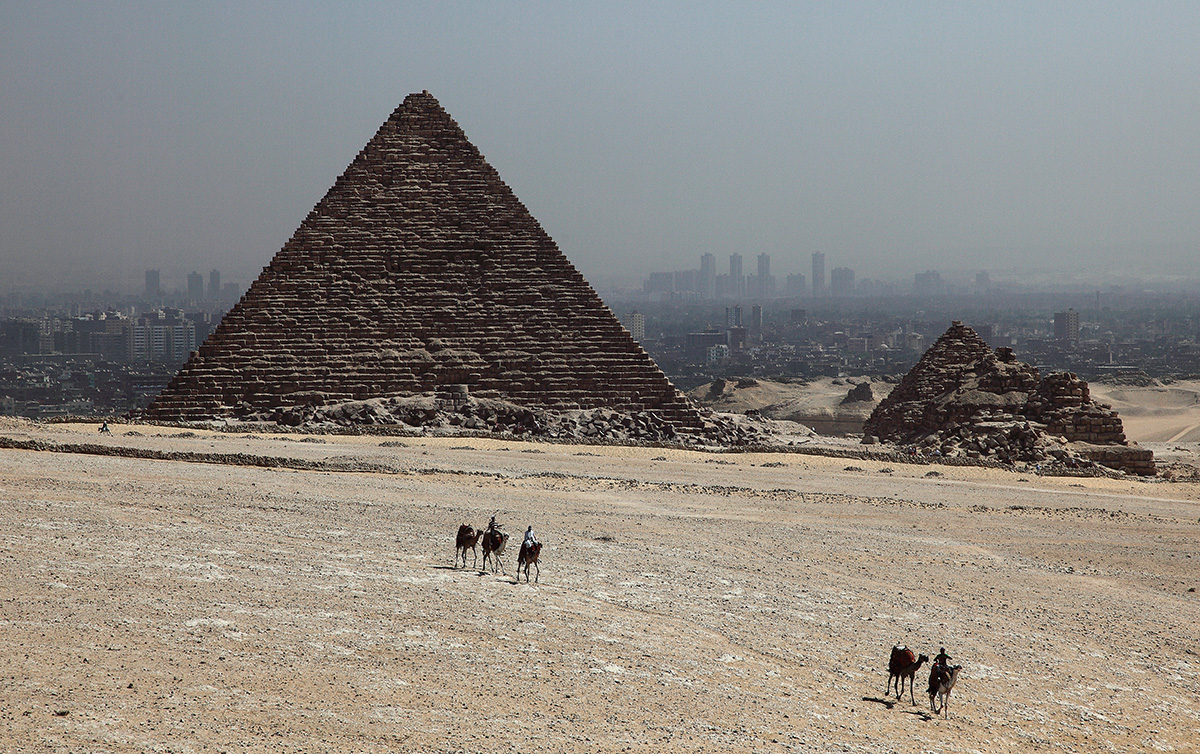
[3,3,1200,293]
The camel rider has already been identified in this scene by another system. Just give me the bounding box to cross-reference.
[523,526,538,550]
[934,647,952,669]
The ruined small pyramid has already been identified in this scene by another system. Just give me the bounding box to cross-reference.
[863,321,1007,441]
[864,321,1154,474]
[144,91,700,428]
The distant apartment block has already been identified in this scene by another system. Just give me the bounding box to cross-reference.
[1054,309,1080,343]
[187,271,205,301]
[913,270,944,296]
[144,269,161,297]
[625,311,645,341]
[830,267,855,297]
[812,252,825,296]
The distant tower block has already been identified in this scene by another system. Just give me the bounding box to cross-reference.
[143,92,701,429]
[729,253,745,297]
[625,311,645,341]
[144,269,161,297]
[187,271,204,300]
[1054,309,1080,343]
[830,266,854,296]
[811,252,825,296]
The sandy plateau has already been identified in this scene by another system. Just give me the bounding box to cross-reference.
[1,417,1198,753]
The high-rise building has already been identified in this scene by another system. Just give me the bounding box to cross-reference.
[755,253,775,297]
[187,271,204,300]
[830,267,855,297]
[208,269,221,300]
[144,269,161,298]
[785,273,806,298]
[750,304,763,333]
[811,252,825,296]
[126,309,196,363]
[725,306,742,329]
[625,311,645,341]
[728,253,745,296]
[913,270,944,296]
[1054,309,1080,343]
[700,253,716,299]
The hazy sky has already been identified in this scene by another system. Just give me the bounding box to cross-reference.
[3,2,1199,294]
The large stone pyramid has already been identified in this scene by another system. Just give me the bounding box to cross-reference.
[144,92,701,428]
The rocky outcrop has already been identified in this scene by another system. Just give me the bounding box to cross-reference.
[841,382,874,404]
[142,92,702,434]
[864,322,1154,475]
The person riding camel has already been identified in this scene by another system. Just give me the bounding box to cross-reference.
[934,646,952,671]
[523,526,538,550]
[929,646,954,692]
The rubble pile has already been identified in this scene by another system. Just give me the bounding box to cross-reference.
[234,394,771,447]
[864,322,1155,475]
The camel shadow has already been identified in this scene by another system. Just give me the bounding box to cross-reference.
[901,708,934,722]
[861,696,896,710]
[435,564,496,575]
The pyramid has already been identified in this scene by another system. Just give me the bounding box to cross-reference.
[863,321,1154,474]
[144,92,701,429]
[863,321,1015,441]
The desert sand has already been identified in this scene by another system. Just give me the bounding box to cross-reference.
[688,378,883,437]
[2,417,1198,752]
[1089,380,1200,444]
[691,376,1200,447]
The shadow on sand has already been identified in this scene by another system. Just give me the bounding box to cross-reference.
[861,696,897,710]
[863,696,934,721]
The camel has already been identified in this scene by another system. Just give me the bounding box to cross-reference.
[481,528,509,574]
[886,645,929,705]
[516,541,541,583]
[928,664,962,717]
[454,524,481,569]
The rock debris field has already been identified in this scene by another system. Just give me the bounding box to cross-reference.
[1,418,1198,753]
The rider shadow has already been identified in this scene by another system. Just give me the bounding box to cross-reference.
[861,696,896,710]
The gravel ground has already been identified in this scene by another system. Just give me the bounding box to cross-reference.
[1,419,1198,753]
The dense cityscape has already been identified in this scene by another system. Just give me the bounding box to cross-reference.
[4,256,1200,419]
